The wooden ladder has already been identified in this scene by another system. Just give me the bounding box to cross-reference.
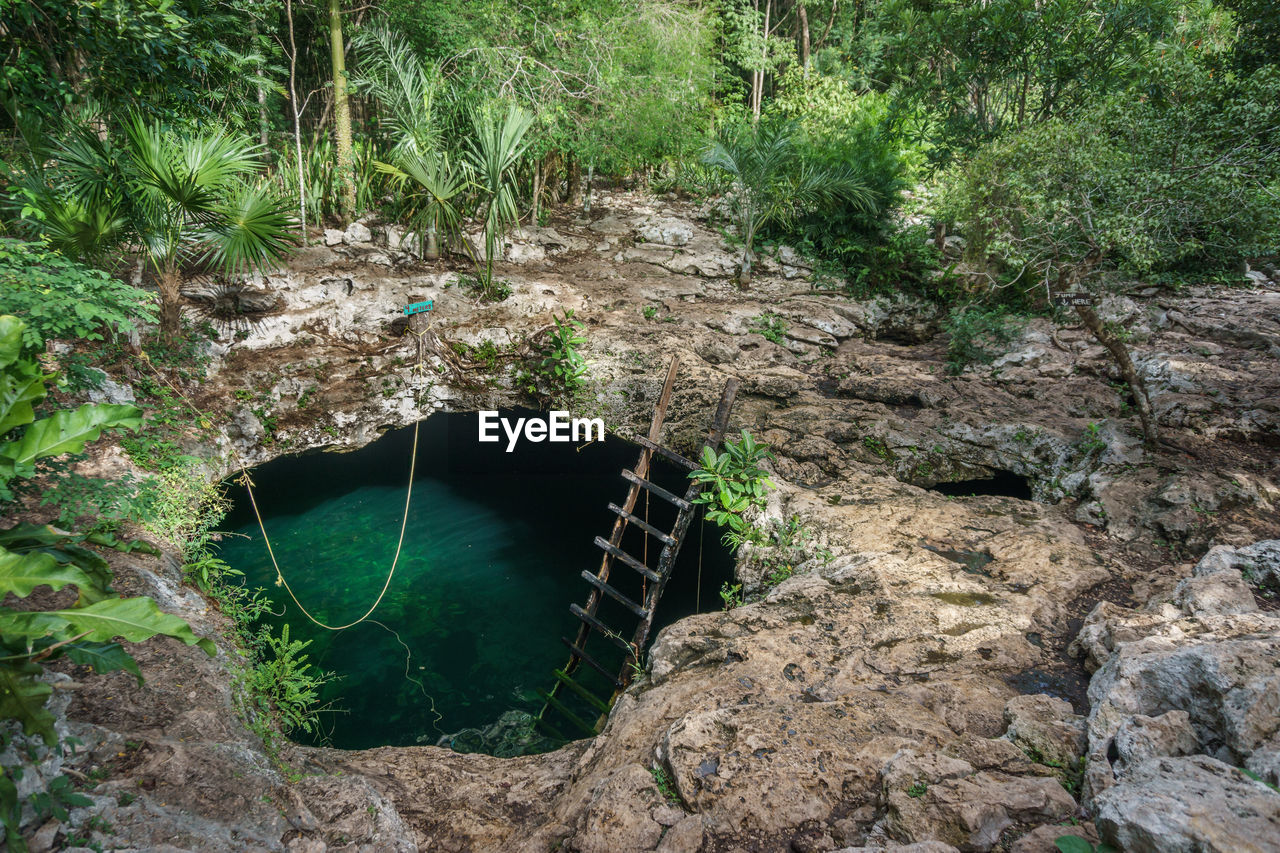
[535,357,739,741]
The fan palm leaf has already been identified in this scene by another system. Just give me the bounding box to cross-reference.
[201,183,294,273]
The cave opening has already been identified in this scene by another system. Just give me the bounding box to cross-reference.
[929,470,1034,500]
[216,410,735,755]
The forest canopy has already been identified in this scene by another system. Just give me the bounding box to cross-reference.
[0,0,1276,308]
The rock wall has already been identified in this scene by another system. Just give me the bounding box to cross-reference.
[11,192,1279,852]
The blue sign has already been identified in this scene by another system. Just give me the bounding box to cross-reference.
[404,300,434,316]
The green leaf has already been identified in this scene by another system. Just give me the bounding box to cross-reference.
[64,641,143,685]
[1054,837,1096,853]
[0,358,47,436]
[0,403,142,475]
[0,546,107,603]
[0,661,56,745]
[0,597,215,656]
[0,525,115,595]
[0,316,23,370]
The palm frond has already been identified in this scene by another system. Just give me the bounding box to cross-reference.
[352,25,443,157]
[200,183,294,273]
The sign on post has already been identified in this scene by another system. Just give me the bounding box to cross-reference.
[1051,292,1095,308]
[403,300,434,316]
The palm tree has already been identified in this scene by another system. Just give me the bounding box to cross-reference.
[357,26,459,260]
[352,26,442,160]
[375,150,465,260]
[702,121,876,286]
[466,104,534,297]
[42,117,293,343]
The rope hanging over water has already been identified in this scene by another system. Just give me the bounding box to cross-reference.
[142,311,433,633]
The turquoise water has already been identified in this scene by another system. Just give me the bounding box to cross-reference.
[216,411,731,753]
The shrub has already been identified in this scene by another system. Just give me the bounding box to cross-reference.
[690,429,775,549]
[0,238,154,349]
[940,61,1280,289]
[943,306,1024,373]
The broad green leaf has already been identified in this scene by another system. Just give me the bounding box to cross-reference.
[0,661,56,745]
[0,360,47,436]
[1053,838,1096,853]
[0,316,22,370]
[0,403,141,471]
[0,546,107,602]
[64,641,143,684]
[0,525,114,595]
[0,597,215,656]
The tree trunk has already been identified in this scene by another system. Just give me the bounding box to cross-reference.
[1076,304,1158,446]
[567,157,582,206]
[286,0,307,244]
[328,0,357,221]
[158,266,182,344]
[530,161,543,224]
[739,249,754,288]
[816,0,839,50]
[584,163,594,216]
[752,0,772,123]
[424,224,439,260]
[798,2,811,74]
[254,22,270,152]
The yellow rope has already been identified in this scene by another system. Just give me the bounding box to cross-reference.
[241,420,419,631]
[141,314,429,633]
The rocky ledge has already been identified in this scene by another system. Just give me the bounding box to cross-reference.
[8,192,1279,852]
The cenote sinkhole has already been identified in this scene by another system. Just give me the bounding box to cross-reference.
[216,411,734,755]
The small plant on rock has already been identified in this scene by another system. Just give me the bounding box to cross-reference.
[690,429,775,549]
[525,310,588,399]
[749,311,790,344]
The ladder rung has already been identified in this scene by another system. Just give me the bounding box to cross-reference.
[553,668,611,713]
[594,536,660,582]
[581,571,649,619]
[560,638,624,687]
[569,604,631,651]
[632,435,697,470]
[536,688,597,736]
[535,714,569,742]
[607,503,677,546]
[621,470,692,510]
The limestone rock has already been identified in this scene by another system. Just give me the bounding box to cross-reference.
[1008,824,1100,853]
[1084,612,1280,765]
[1093,755,1280,853]
[1173,570,1258,616]
[343,221,373,244]
[85,373,137,405]
[656,816,704,853]
[881,743,1076,851]
[638,216,694,247]
[838,844,961,852]
[1001,694,1087,769]
[567,764,664,853]
[1196,540,1280,587]
[1113,711,1199,773]
[324,228,344,246]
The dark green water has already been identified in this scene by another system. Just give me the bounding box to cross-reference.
[216,411,732,753]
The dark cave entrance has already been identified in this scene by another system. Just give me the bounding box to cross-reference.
[930,470,1034,500]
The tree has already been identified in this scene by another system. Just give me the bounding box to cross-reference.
[327,0,357,220]
[466,104,534,297]
[941,59,1280,445]
[34,118,293,343]
[861,0,1179,159]
[702,120,876,285]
